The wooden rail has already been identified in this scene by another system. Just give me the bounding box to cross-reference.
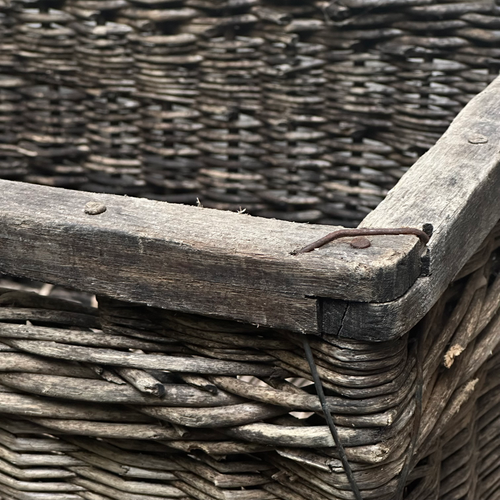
[0,181,422,335]
[1,77,500,340]
[335,75,500,340]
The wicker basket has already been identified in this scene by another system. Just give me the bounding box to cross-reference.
[1,1,500,499]
[0,0,499,225]
[0,218,499,499]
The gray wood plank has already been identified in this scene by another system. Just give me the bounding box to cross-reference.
[326,75,500,340]
[4,69,500,340]
[0,180,421,334]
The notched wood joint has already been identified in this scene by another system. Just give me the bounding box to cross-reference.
[318,260,432,337]
[420,248,431,277]
[317,298,347,336]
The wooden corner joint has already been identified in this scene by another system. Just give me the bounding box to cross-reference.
[322,76,500,342]
[317,248,432,343]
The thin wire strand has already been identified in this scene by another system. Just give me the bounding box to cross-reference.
[302,335,363,500]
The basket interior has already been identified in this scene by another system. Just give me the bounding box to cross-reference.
[0,0,498,228]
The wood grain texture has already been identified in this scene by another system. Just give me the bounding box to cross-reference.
[3,71,500,339]
[0,179,421,335]
[326,75,500,340]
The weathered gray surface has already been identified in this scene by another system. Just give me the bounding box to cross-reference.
[2,74,500,339]
[327,75,500,340]
[0,179,421,335]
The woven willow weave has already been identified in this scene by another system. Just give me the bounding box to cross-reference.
[0,0,499,225]
[0,221,498,499]
[1,1,500,498]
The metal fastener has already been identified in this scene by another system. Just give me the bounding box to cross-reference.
[350,236,371,249]
[84,201,107,215]
[292,227,430,255]
[468,133,488,144]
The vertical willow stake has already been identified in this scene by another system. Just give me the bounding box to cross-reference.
[302,335,363,500]
[396,336,424,499]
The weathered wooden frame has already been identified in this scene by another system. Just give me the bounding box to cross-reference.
[1,76,500,341]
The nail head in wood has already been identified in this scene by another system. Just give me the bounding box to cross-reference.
[422,223,434,238]
[468,133,488,144]
[84,202,107,216]
[350,236,371,249]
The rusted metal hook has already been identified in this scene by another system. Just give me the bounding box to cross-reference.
[292,227,431,255]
